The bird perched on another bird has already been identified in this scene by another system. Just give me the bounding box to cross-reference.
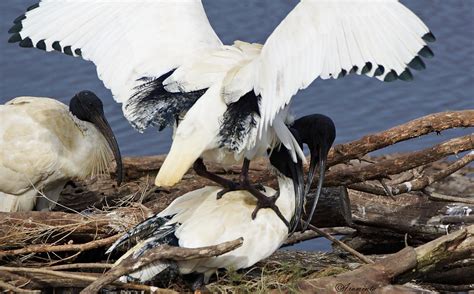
[106,114,335,287]
[9,0,434,223]
[0,91,123,212]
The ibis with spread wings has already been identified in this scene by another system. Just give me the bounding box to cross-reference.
[9,0,435,225]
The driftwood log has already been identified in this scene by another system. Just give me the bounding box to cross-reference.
[0,110,473,292]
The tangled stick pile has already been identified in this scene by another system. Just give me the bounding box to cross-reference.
[0,110,472,293]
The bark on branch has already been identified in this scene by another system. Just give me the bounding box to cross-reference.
[295,225,474,293]
[324,134,473,186]
[328,110,474,165]
[348,150,474,196]
[81,238,244,293]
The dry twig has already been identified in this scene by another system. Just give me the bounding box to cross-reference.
[348,150,474,196]
[0,266,167,292]
[306,224,374,264]
[0,280,40,293]
[0,234,121,258]
[284,227,355,246]
[82,238,244,293]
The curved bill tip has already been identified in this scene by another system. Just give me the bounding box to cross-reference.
[94,115,123,186]
[301,157,326,232]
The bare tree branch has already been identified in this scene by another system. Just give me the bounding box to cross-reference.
[324,134,473,186]
[328,110,474,165]
[348,151,474,196]
[0,234,121,258]
[82,238,243,293]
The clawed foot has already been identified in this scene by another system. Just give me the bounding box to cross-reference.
[250,191,289,228]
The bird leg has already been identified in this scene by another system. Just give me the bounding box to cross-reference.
[193,158,238,190]
[193,158,288,227]
[192,158,264,199]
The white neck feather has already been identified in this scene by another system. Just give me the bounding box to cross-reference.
[72,120,114,179]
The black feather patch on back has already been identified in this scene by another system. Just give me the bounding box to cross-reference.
[125,70,206,132]
[219,91,260,152]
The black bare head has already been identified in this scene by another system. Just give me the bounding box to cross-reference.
[269,131,305,234]
[291,114,336,232]
[69,91,123,186]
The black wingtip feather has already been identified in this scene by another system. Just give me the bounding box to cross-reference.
[13,14,26,24]
[398,68,413,81]
[52,41,62,52]
[384,70,398,82]
[350,66,358,74]
[408,56,426,71]
[36,39,46,50]
[8,33,22,43]
[8,23,22,34]
[74,48,82,56]
[19,37,33,48]
[374,65,385,77]
[63,46,73,56]
[337,69,347,79]
[26,3,39,11]
[361,62,372,75]
[419,46,434,58]
[422,32,436,43]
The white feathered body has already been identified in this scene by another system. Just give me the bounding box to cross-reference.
[117,176,295,283]
[155,42,302,186]
[0,97,113,211]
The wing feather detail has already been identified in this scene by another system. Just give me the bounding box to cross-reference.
[10,0,222,106]
[222,0,435,134]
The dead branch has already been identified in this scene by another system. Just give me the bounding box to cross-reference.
[46,263,114,271]
[328,110,474,165]
[0,206,148,249]
[0,267,172,293]
[82,238,243,293]
[349,188,474,241]
[294,225,474,293]
[0,280,40,293]
[0,234,121,258]
[427,191,474,204]
[324,134,473,186]
[283,227,355,246]
[348,150,474,196]
[307,224,374,264]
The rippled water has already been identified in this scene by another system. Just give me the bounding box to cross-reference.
[0,1,473,251]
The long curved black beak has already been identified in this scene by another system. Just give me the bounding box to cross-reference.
[91,114,123,186]
[289,155,305,234]
[301,145,328,232]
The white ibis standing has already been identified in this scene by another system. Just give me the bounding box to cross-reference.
[0,91,122,212]
[9,0,434,222]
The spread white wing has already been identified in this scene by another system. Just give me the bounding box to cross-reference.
[222,0,435,133]
[9,0,222,106]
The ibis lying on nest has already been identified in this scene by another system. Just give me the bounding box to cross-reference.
[9,0,434,224]
[0,91,122,212]
[106,113,335,287]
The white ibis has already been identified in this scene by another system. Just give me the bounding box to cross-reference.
[9,0,434,221]
[0,91,122,212]
[105,114,336,287]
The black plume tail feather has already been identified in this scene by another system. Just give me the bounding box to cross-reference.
[218,91,260,152]
[106,214,179,256]
[125,70,206,132]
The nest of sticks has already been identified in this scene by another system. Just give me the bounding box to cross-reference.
[0,110,473,293]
